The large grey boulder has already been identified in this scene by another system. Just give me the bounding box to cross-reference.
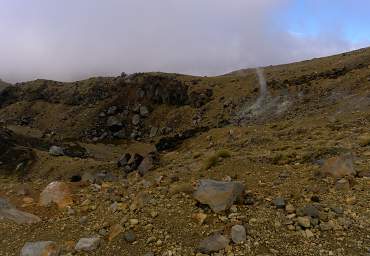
[193,179,244,212]
[20,241,60,256]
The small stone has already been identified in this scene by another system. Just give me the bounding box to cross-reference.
[49,146,64,156]
[300,204,320,218]
[123,230,136,243]
[79,216,88,224]
[132,114,140,126]
[75,237,100,252]
[147,236,156,244]
[297,216,311,228]
[192,213,208,225]
[273,197,286,209]
[129,219,139,226]
[285,204,295,214]
[197,234,229,254]
[139,106,150,116]
[305,229,314,238]
[319,222,332,231]
[335,178,350,191]
[20,241,60,256]
[231,225,246,244]
[108,224,123,241]
[310,218,319,227]
[229,205,238,213]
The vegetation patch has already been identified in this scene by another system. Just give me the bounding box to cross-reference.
[203,150,231,170]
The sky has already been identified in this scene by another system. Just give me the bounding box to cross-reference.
[0,0,369,83]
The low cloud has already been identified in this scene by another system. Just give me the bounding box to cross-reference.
[0,0,365,83]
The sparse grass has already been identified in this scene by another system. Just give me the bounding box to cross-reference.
[203,149,231,170]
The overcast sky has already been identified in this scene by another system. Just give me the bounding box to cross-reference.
[0,0,369,83]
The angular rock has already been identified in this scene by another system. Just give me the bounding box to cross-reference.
[231,225,247,243]
[39,182,73,208]
[0,198,40,224]
[149,127,158,138]
[75,237,101,252]
[193,179,244,213]
[321,155,356,178]
[20,241,60,256]
[197,234,229,254]
[49,146,64,156]
[117,153,131,167]
[137,157,154,176]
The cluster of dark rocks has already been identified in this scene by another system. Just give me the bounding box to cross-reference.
[117,149,159,176]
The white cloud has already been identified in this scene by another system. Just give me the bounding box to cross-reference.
[0,0,361,83]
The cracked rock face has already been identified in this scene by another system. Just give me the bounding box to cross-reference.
[193,179,244,213]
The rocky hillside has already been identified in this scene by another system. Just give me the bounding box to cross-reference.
[0,48,369,256]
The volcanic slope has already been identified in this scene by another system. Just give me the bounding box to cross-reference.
[0,48,369,256]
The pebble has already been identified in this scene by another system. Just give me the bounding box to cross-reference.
[123,230,136,243]
[231,225,247,243]
[75,237,101,252]
[129,218,139,226]
[285,204,295,214]
[297,216,311,228]
[197,234,229,254]
[273,197,286,209]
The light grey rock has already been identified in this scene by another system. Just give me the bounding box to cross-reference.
[231,225,246,243]
[49,146,64,156]
[75,237,101,252]
[0,198,40,224]
[193,179,244,213]
[20,241,60,256]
